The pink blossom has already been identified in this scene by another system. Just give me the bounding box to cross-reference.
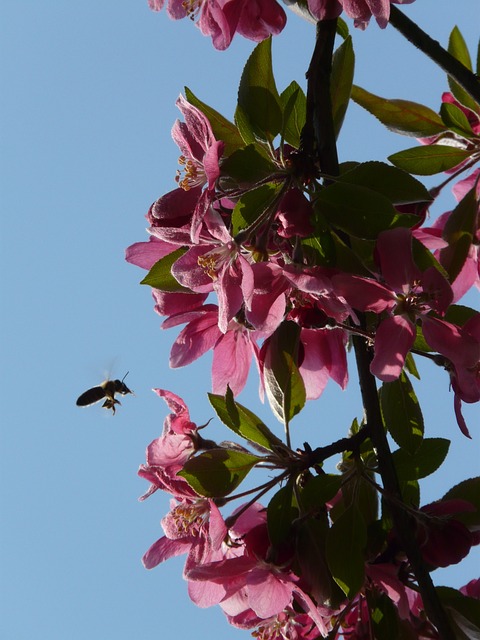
[172,95,224,241]
[187,510,331,636]
[142,495,228,576]
[276,188,314,239]
[172,234,255,333]
[416,499,477,568]
[149,0,286,50]
[418,93,480,173]
[137,389,205,500]
[145,389,199,472]
[137,389,228,577]
[422,314,480,437]
[460,578,480,600]
[307,0,415,29]
[420,170,480,300]
[333,227,454,382]
[163,304,261,396]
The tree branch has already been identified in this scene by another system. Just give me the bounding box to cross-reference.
[389,5,480,104]
[301,19,339,177]
[302,17,456,638]
[352,332,455,640]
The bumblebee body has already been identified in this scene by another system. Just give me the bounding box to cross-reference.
[76,374,132,415]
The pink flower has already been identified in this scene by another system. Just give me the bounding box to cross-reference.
[276,188,314,239]
[422,314,480,437]
[333,227,454,382]
[418,93,480,173]
[171,95,224,241]
[149,0,286,50]
[163,304,261,396]
[137,389,206,501]
[186,507,331,636]
[142,495,228,575]
[420,170,480,300]
[307,0,415,29]
[145,389,199,472]
[137,389,228,577]
[171,232,255,334]
[416,499,477,569]
[460,578,480,600]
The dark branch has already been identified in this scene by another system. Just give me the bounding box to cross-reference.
[352,332,455,640]
[389,6,480,105]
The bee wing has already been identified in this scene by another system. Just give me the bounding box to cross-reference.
[76,385,106,407]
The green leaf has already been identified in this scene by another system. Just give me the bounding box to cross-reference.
[448,27,473,70]
[366,590,401,640]
[399,479,420,509]
[179,448,261,497]
[440,185,479,282]
[444,304,479,326]
[140,247,189,292]
[295,516,343,607]
[388,144,472,175]
[301,231,336,267]
[263,321,306,424]
[208,388,283,451]
[412,324,433,353]
[411,236,449,279]
[184,87,244,156]
[379,371,424,454]
[440,102,475,138]
[326,504,367,598]
[220,144,275,186]
[267,483,298,546]
[442,476,480,530]
[315,182,419,239]
[336,17,349,39]
[234,103,256,146]
[237,38,282,142]
[404,352,420,380]
[392,437,450,481]
[231,182,283,236]
[351,85,447,137]
[301,474,343,509]
[437,586,480,640]
[338,161,432,205]
[331,36,354,139]
[280,81,306,148]
[448,27,479,113]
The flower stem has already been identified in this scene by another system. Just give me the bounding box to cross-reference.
[389,5,480,104]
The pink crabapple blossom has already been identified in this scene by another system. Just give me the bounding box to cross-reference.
[333,226,480,435]
[419,169,480,300]
[148,0,286,50]
[161,94,224,243]
[306,0,416,29]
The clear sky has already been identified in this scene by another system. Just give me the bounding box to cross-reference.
[1,2,479,639]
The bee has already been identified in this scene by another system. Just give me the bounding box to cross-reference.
[76,372,133,415]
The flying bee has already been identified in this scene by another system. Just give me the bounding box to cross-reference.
[76,372,133,415]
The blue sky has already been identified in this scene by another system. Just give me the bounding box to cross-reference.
[1,2,479,639]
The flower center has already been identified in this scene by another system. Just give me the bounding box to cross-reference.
[176,155,206,191]
[182,0,203,21]
[198,243,237,280]
[168,500,209,538]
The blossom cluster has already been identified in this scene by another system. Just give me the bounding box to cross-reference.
[138,390,480,638]
[126,91,480,435]
[147,0,416,49]
[130,7,480,638]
